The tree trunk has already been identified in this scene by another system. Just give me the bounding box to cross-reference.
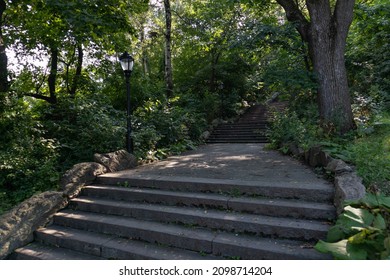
[163,0,174,98]
[209,50,221,92]
[47,46,58,104]
[307,0,355,133]
[140,20,150,76]
[0,0,7,93]
[69,44,83,96]
[276,0,355,134]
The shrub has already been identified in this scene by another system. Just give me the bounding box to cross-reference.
[42,94,126,171]
[132,97,207,161]
[0,95,59,214]
[266,108,317,153]
[315,193,390,260]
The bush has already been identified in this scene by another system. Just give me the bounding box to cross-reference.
[132,97,207,161]
[315,193,390,260]
[42,94,126,171]
[266,107,317,153]
[0,95,59,215]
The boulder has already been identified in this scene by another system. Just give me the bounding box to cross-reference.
[0,191,67,259]
[334,173,366,214]
[303,146,332,167]
[94,150,137,173]
[288,143,304,158]
[326,159,353,175]
[201,131,211,140]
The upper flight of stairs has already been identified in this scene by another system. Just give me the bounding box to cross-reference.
[10,174,336,260]
[207,104,270,144]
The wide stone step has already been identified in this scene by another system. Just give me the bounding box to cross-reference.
[210,131,266,136]
[52,210,328,259]
[208,104,271,144]
[95,175,334,202]
[206,138,268,143]
[81,185,335,220]
[70,198,329,240]
[207,135,267,140]
[10,242,104,260]
[217,124,268,129]
[34,226,214,260]
[206,139,269,144]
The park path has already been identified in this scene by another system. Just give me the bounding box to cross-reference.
[10,105,336,260]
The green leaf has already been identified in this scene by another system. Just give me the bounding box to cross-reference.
[373,214,387,230]
[343,206,375,228]
[348,193,390,210]
[327,225,346,242]
[348,228,381,244]
[315,240,367,260]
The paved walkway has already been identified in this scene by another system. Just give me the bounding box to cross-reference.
[103,143,332,189]
[12,143,335,260]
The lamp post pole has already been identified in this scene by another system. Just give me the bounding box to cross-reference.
[119,51,134,154]
[125,71,133,154]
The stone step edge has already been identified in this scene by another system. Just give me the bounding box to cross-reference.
[35,226,214,260]
[10,243,104,260]
[95,174,334,202]
[69,198,330,240]
[50,214,327,259]
[81,185,336,220]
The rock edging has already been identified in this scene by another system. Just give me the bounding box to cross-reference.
[288,144,366,214]
[0,149,137,259]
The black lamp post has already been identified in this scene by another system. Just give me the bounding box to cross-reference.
[119,51,134,153]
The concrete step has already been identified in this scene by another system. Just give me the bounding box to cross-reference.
[69,198,330,240]
[52,210,328,259]
[208,104,270,144]
[207,138,268,143]
[96,175,335,202]
[206,139,269,144]
[81,185,336,220]
[10,242,104,260]
[210,133,267,138]
[217,124,268,129]
[207,135,267,140]
[34,226,215,260]
[210,131,266,136]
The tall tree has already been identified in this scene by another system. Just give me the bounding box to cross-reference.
[0,0,7,93]
[276,0,355,133]
[163,0,174,98]
[5,0,148,103]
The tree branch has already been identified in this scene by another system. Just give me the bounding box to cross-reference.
[333,0,355,41]
[69,44,83,96]
[24,93,55,103]
[275,0,310,42]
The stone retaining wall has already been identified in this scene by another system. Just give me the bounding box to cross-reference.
[287,143,366,214]
[0,150,137,259]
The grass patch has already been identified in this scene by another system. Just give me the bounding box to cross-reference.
[268,107,390,194]
[348,116,390,194]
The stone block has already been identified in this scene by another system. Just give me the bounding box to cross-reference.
[307,146,322,167]
[61,162,107,198]
[326,159,353,175]
[334,173,366,214]
[0,191,67,259]
[94,150,137,173]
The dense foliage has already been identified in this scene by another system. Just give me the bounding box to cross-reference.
[0,2,389,259]
[267,0,389,197]
[315,194,390,260]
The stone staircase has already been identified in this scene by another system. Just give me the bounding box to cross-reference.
[207,104,269,143]
[10,173,335,260]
